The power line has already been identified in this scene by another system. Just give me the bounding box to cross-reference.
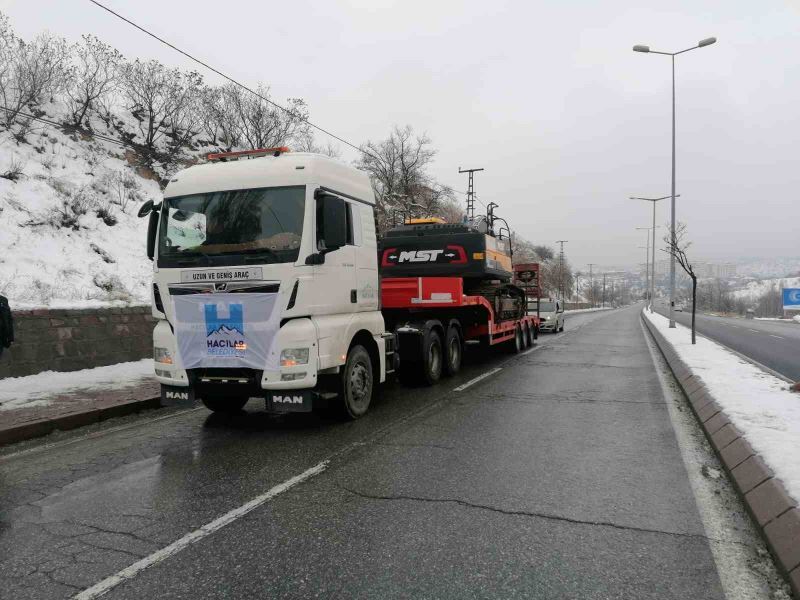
[87,0,369,157]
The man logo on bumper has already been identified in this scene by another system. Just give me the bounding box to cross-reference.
[272,395,304,404]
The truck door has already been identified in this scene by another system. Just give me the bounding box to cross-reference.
[309,198,357,316]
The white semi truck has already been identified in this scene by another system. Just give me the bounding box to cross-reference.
[139,148,538,418]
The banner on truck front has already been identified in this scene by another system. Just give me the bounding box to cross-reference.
[173,292,280,370]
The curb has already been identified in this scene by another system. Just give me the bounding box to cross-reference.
[642,313,800,597]
[0,396,161,447]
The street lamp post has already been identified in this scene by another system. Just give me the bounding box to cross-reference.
[633,37,716,327]
[631,195,676,311]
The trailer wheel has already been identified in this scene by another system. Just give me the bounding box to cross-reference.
[420,328,443,385]
[340,344,373,419]
[443,325,462,377]
[521,324,530,348]
[201,395,248,413]
[525,324,535,347]
[508,325,524,354]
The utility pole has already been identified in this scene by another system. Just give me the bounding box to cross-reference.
[556,240,568,301]
[602,273,607,308]
[458,167,484,222]
[587,263,596,307]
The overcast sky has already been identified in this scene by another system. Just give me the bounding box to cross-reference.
[2,0,798,270]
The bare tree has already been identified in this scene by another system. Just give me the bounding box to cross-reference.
[121,59,202,152]
[357,125,454,231]
[663,222,698,344]
[64,35,122,129]
[293,130,342,159]
[0,24,70,130]
[229,84,310,150]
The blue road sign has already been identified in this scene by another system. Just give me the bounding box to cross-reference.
[783,288,800,311]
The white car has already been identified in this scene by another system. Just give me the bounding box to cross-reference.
[531,299,564,333]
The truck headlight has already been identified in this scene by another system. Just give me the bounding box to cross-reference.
[280,348,309,367]
[154,347,173,364]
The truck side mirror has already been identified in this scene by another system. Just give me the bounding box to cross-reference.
[138,200,154,218]
[307,192,347,264]
[146,206,160,261]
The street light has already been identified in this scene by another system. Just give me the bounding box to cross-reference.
[632,37,716,327]
[630,195,678,311]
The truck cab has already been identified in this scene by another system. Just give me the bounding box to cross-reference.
[140,149,390,418]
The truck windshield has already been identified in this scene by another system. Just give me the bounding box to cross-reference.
[158,186,305,267]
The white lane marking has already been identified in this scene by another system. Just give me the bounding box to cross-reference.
[729,325,740,329]
[769,335,785,340]
[453,367,503,392]
[72,460,328,599]
[747,328,759,333]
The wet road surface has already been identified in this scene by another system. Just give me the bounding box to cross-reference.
[654,304,800,381]
[0,307,777,598]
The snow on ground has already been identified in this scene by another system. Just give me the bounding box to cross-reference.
[0,359,154,411]
[0,108,160,308]
[731,276,800,301]
[643,309,800,503]
[565,307,614,314]
[754,317,799,324]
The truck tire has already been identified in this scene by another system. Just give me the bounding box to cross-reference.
[420,328,443,385]
[521,324,530,348]
[201,395,248,413]
[443,325,462,377]
[508,325,523,354]
[525,324,535,347]
[340,344,373,419]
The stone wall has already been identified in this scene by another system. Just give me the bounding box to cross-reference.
[0,306,154,379]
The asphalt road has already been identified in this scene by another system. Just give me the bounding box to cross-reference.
[0,307,775,599]
[654,304,800,381]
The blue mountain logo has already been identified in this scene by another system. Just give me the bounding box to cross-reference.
[204,303,244,337]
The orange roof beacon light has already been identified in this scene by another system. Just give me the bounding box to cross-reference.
[405,217,446,225]
[207,147,291,162]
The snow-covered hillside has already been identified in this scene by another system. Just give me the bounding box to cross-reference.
[0,109,161,308]
[731,277,800,301]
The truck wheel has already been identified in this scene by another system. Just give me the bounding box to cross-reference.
[443,326,462,377]
[508,326,523,354]
[521,324,530,348]
[525,324,535,347]
[201,395,248,413]
[420,328,443,385]
[340,345,373,419]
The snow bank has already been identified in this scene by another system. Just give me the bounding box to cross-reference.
[565,307,614,314]
[0,111,160,308]
[0,359,154,411]
[643,309,800,502]
[732,276,800,301]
